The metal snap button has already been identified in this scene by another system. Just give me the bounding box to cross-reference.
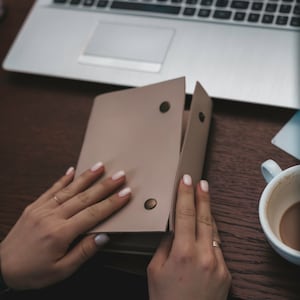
[144,198,157,210]
[160,101,170,113]
[199,112,205,122]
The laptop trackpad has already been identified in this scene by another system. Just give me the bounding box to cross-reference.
[79,22,174,73]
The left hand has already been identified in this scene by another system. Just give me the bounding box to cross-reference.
[0,162,131,290]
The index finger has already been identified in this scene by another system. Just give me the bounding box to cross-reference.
[67,187,131,237]
[173,174,196,246]
[195,180,213,247]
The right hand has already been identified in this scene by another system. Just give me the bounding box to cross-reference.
[147,175,231,300]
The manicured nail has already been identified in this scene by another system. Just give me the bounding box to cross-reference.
[183,174,192,186]
[94,233,110,247]
[200,180,209,192]
[112,170,125,181]
[90,161,104,172]
[118,187,131,198]
[65,166,75,176]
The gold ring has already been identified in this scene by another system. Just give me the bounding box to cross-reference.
[212,240,221,248]
[53,195,61,205]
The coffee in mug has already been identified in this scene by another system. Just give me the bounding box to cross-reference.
[279,202,300,251]
[259,159,300,265]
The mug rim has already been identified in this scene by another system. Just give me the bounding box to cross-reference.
[259,164,300,257]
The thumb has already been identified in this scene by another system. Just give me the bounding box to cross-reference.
[148,233,173,271]
[57,233,110,276]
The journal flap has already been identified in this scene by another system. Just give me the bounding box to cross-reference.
[169,81,213,231]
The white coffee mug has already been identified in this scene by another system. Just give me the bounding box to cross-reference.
[259,159,300,265]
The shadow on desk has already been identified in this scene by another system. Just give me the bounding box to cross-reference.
[2,254,149,300]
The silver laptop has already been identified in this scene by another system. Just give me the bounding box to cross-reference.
[3,0,300,109]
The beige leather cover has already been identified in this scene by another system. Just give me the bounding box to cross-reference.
[169,81,212,230]
[75,77,212,233]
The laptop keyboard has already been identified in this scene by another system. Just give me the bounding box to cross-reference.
[53,0,300,30]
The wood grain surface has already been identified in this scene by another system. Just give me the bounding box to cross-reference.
[0,1,299,299]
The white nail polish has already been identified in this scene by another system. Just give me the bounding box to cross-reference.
[200,180,209,192]
[65,166,75,176]
[112,170,125,181]
[183,174,192,186]
[118,187,131,198]
[90,161,104,172]
[94,233,109,247]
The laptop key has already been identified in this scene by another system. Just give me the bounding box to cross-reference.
[97,0,108,8]
[186,0,198,4]
[251,2,263,11]
[248,13,260,22]
[198,8,211,17]
[215,0,229,8]
[70,0,81,5]
[279,4,291,13]
[265,4,277,12]
[291,16,300,26]
[234,11,246,21]
[262,14,274,24]
[276,15,288,25]
[294,5,300,15]
[200,0,213,5]
[111,1,181,15]
[231,1,249,10]
[84,0,95,6]
[213,10,232,19]
[183,7,196,15]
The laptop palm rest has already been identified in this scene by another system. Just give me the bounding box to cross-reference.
[78,22,175,73]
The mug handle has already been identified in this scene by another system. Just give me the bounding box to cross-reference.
[261,159,282,183]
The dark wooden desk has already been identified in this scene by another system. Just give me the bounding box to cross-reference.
[1,1,300,299]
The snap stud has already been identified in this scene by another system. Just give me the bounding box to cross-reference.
[144,198,157,210]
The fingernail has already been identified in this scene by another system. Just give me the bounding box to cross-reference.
[94,233,110,247]
[200,180,209,192]
[65,166,75,176]
[90,161,104,172]
[112,170,125,181]
[183,174,192,186]
[118,187,131,198]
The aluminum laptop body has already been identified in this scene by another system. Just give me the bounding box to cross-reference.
[3,0,300,109]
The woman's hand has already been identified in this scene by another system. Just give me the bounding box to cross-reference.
[0,162,131,290]
[147,175,231,300]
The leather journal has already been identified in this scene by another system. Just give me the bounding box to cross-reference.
[75,77,212,257]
